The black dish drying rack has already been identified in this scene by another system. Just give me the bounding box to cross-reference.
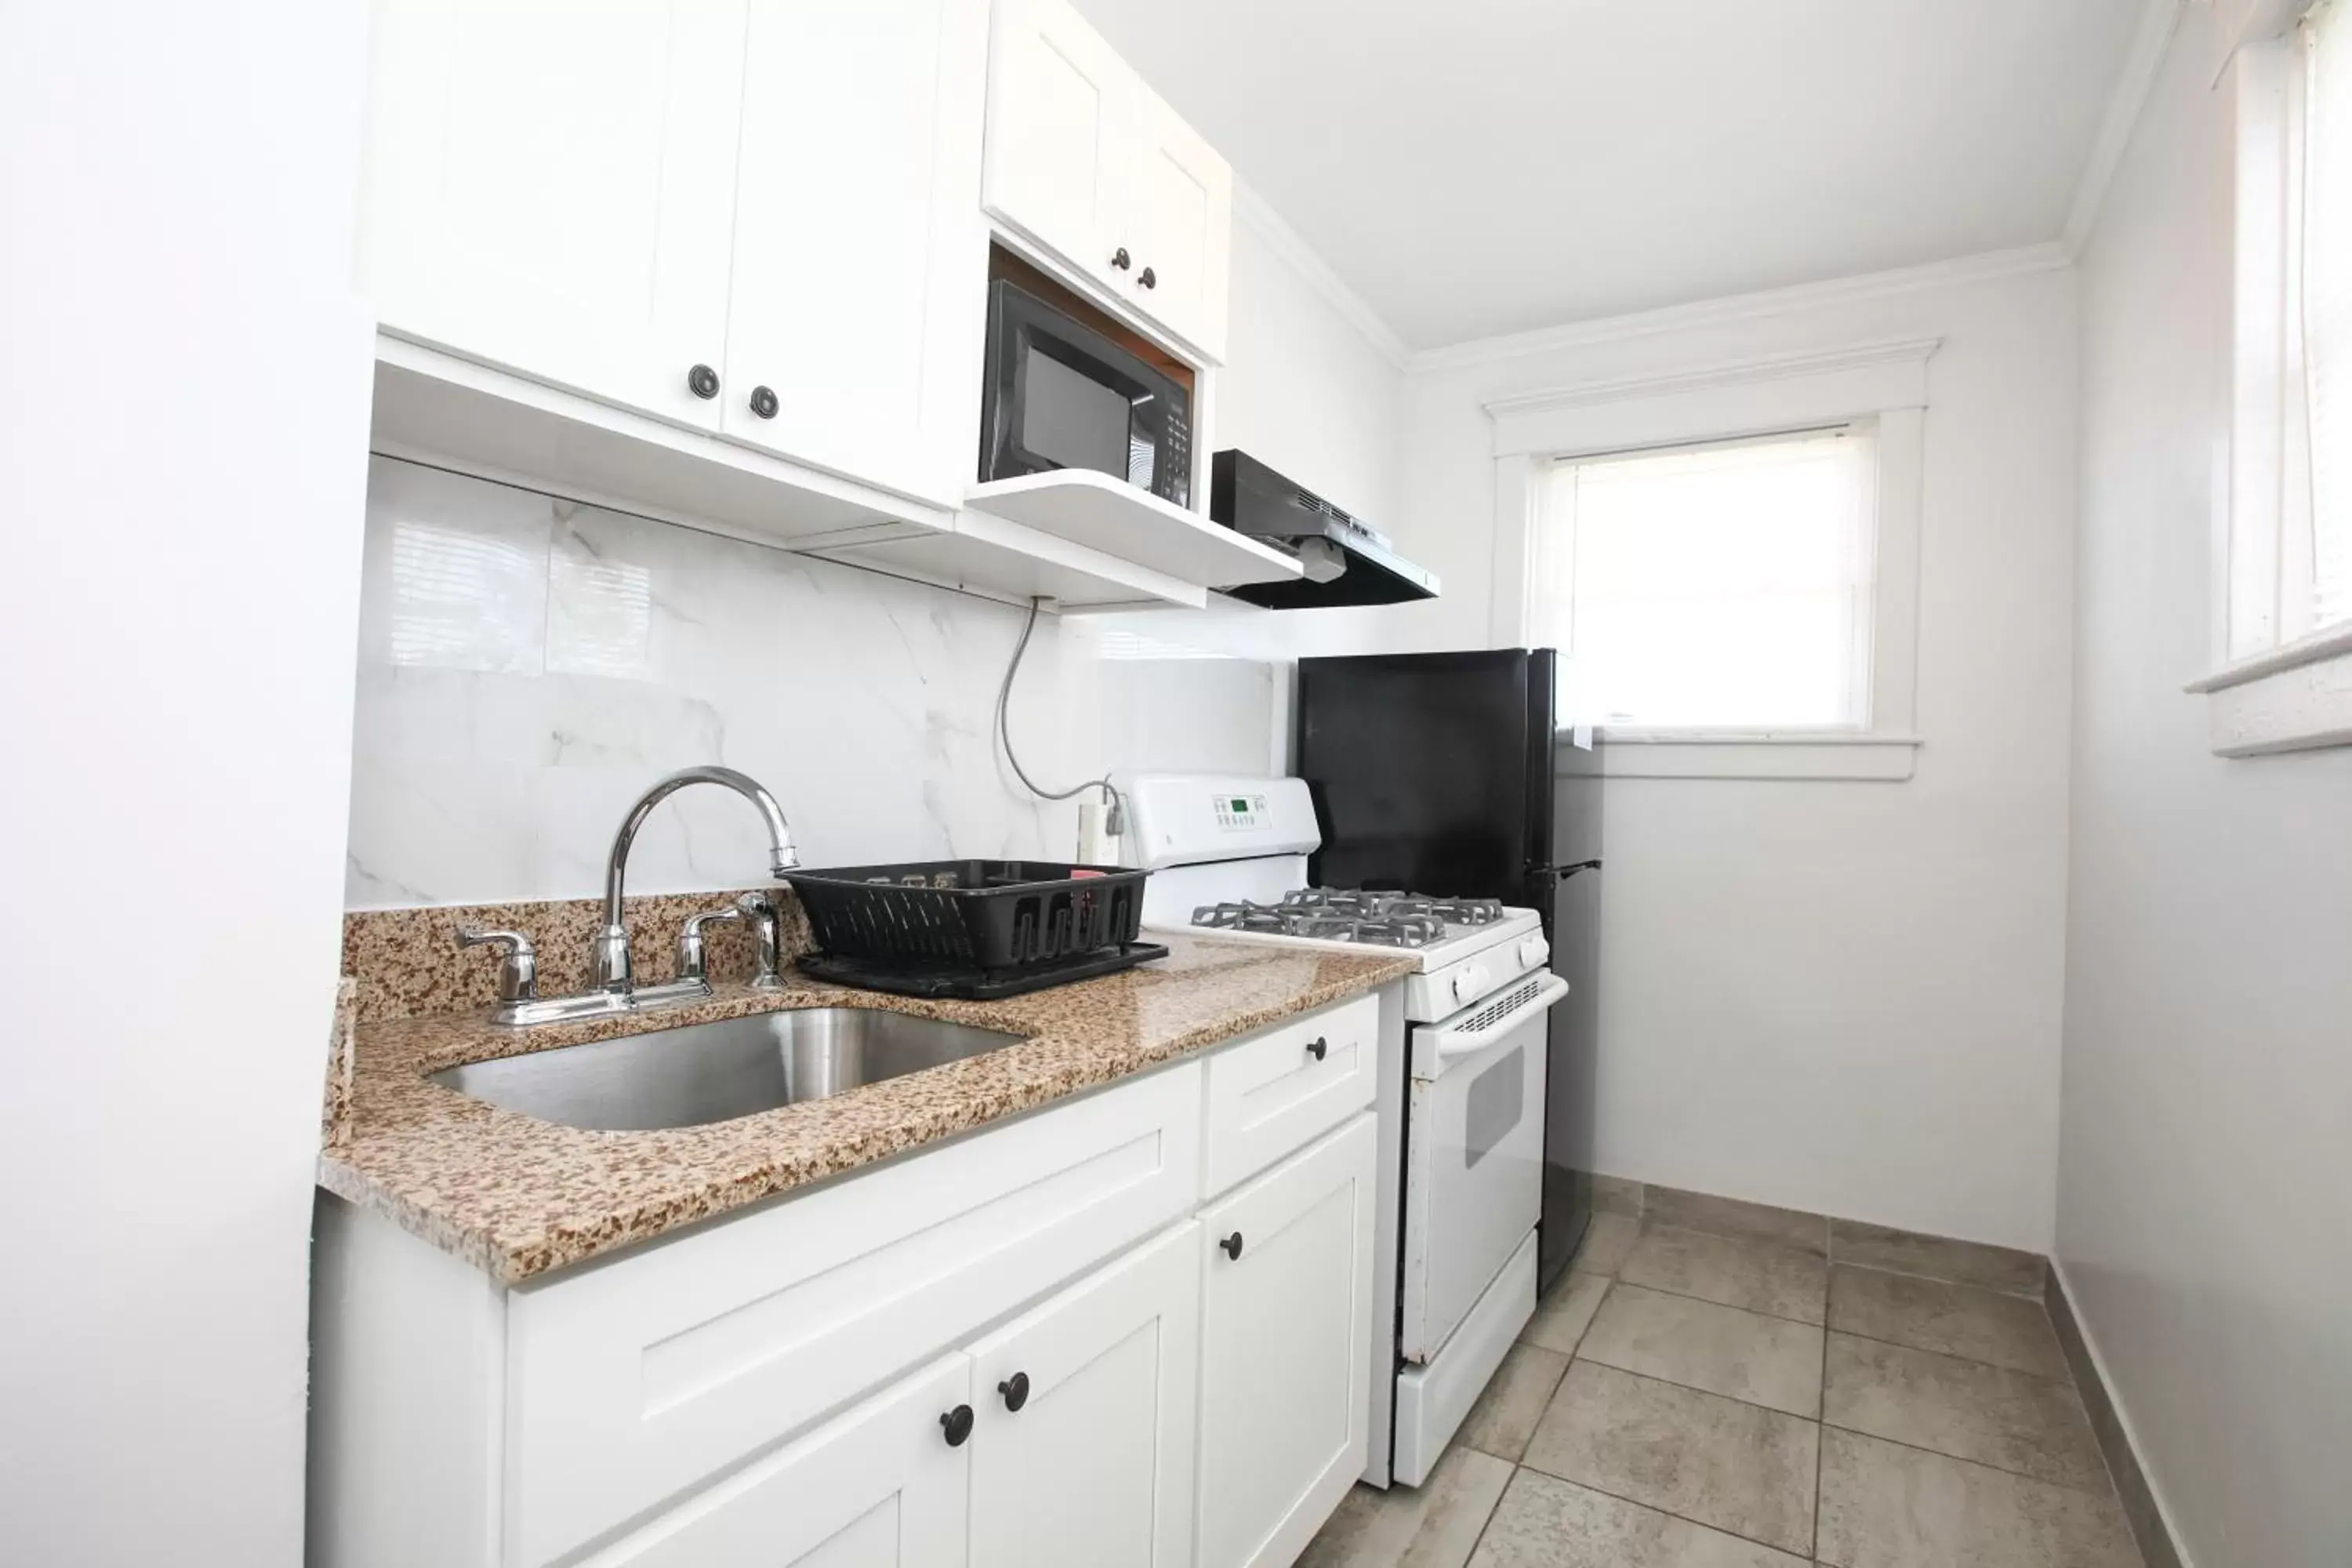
[783,859,1163,1000]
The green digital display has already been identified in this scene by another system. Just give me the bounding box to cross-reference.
[1231,798,1249,812]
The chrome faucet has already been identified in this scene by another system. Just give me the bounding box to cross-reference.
[593,766,799,992]
[455,766,799,1028]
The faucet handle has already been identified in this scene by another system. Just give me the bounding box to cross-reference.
[735,891,785,991]
[456,927,539,1004]
[675,907,743,985]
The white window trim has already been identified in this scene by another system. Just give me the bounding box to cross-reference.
[2194,0,2352,754]
[1486,338,1936,781]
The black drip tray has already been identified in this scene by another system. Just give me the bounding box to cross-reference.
[794,943,1171,1000]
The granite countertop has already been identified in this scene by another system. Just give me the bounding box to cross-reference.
[318,935,1415,1285]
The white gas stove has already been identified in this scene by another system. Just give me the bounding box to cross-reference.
[1117,773,1566,1490]
[1123,776,1554,1025]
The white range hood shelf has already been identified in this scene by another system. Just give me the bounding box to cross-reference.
[966,470,1304,590]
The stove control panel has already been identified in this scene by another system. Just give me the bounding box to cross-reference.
[1214,793,1269,830]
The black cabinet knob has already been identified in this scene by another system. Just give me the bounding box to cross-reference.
[997,1371,1030,1412]
[687,364,720,400]
[749,385,779,419]
[1220,1232,1243,1261]
[1137,266,1156,289]
[1306,1036,1328,1062]
[939,1403,975,1446]
[1109,246,1131,270]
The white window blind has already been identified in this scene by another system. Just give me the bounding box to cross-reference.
[2305,0,2351,628]
[1532,426,1878,730]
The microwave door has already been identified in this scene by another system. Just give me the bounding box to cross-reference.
[1016,342,1134,485]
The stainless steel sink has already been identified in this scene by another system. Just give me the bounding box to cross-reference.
[428,1007,1026,1131]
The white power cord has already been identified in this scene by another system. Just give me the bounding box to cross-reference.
[994,597,1124,844]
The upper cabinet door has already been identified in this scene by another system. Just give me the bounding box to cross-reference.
[361,0,748,430]
[1122,85,1232,362]
[967,1224,1200,1568]
[721,0,989,503]
[982,0,1131,289]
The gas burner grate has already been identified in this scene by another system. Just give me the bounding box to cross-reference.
[1190,887,1512,948]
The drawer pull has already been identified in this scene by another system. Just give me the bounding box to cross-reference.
[1220,1231,1244,1261]
[1305,1036,1328,1062]
[997,1372,1030,1413]
[939,1404,975,1446]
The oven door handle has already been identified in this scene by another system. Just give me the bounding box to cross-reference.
[1430,972,1570,1060]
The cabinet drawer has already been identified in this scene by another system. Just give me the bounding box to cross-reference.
[503,1060,1203,1567]
[1202,994,1377,1197]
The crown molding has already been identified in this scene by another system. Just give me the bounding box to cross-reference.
[2065,0,2187,257]
[1406,242,2067,376]
[1480,337,1942,421]
[1230,180,1412,370]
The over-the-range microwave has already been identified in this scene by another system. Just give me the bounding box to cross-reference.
[978,278,1192,507]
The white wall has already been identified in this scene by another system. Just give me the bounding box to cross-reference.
[2062,6,2352,1563]
[1397,268,2081,1250]
[0,3,373,1561]
[347,457,1103,905]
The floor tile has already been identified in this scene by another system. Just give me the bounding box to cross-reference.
[1568,1210,1639,1276]
[1822,1332,2107,1491]
[1644,1184,1828,1256]
[1467,1468,1808,1568]
[1590,1174,1644,1216]
[1621,1224,1830,1324]
[1829,1265,2069,1378]
[1523,1360,1819,1555]
[1298,1445,1515,1568]
[1522,1271,1611,1356]
[1457,1343,1570,1462]
[1817,1426,2143,1567]
[1577,1283,1824,1417]
[1828,1218,2044,1296]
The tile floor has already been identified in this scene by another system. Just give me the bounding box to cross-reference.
[1301,1192,2146,1568]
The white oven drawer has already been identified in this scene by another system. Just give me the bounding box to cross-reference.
[1202,993,1377,1198]
[1399,976,1559,1363]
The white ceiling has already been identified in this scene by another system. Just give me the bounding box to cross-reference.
[1070,0,2149,350]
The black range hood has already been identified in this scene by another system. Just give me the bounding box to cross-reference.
[1209,449,1439,608]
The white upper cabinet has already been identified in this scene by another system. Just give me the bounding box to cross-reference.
[979,0,1131,289]
[982,0,1232,361]
[1120,85,1231,357]
[361,0,749,430]
[722,0,988,503]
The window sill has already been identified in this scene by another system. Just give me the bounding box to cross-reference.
[1575,728,1922,781]
[2184,624,2352,756]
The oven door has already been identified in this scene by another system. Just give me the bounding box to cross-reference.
[1399,971,1566,1363]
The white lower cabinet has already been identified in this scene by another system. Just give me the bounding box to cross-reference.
[310,993,1395,1568]
[1196,1114,1381,1568]
[586,1355,973,1567]
[968,1223,1200,1568]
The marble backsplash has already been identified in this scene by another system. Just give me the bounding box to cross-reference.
[346,456,1115,909]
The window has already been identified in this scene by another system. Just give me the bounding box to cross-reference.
[1530,426,1878,731]
[1484,336,1930,779]
[2198,0,2352,752]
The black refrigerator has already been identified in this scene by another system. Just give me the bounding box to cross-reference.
[1295,648,1603,1294]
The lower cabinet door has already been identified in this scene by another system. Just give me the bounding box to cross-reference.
[967,1224,1201,1568]
[1196,1115,1379,1568]
[581,1356,972,1567]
